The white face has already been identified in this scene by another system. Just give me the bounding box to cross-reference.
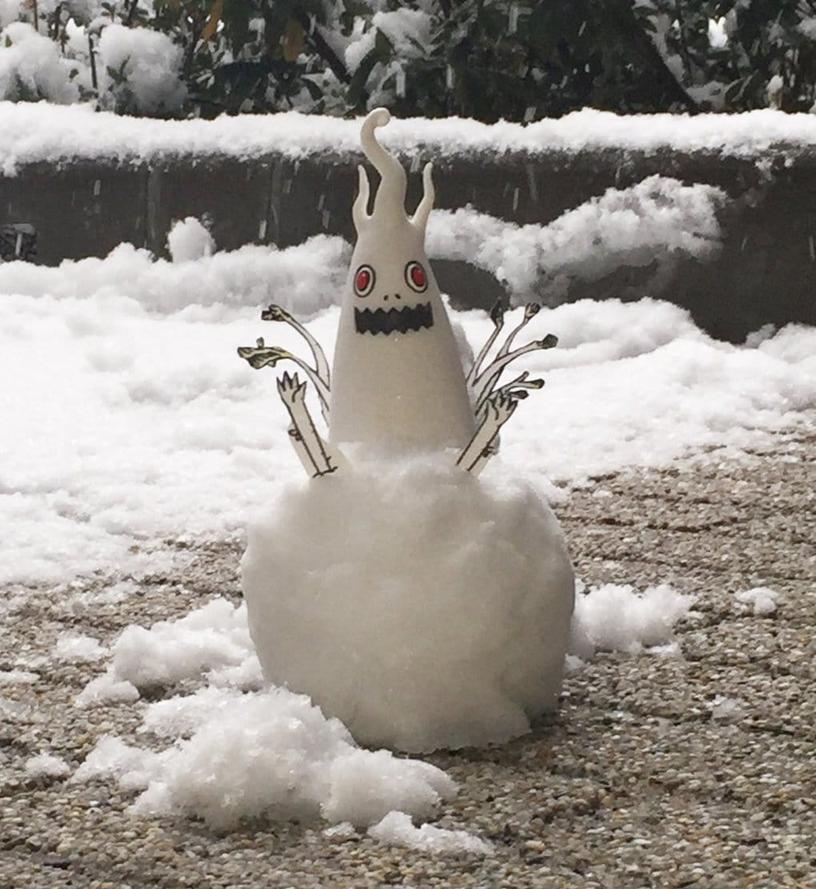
[348,233,437,337]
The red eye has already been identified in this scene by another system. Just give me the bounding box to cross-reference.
[405,261,427,293]
[354,264,375,297]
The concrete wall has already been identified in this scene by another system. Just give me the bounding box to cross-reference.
[3,146,816,341]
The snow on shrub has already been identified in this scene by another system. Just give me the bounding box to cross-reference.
[0,22,89,104]
[98,23,185,115]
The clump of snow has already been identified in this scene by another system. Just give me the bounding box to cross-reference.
[0,1,23,29]
[0,668,38,685]
[110,598,252,688]
[323,821,357,841]
[242,454,575,753]
[53,632,107,662]
[76,597,261,705]
[368,811,493,857]
[710,695,745,722]
[0,23,89,105]
[25,752,70,779]
[427,176,725,301]
[75,673,139,708]
[72,734,158,791]
[75,688,456,830]
[98,24,185,116]
[167,217,214,263]
[569,584,694,659]
[734,587,779,616]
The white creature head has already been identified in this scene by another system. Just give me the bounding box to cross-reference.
[348,108,437,337]
[329,108,476,451]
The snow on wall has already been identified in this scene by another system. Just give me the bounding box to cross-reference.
[3,101,816,173]
[427,176,724,300]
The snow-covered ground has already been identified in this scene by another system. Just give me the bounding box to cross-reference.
[1,209,814,840]
[1,231,814,588]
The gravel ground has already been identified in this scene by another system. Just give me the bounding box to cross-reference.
[1,426,814,889]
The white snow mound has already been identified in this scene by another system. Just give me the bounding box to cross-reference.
[569,583,694,659]
[75,688,456,830]
[368,810,493,857]
[167,216,215,263]
[242,454,575,753]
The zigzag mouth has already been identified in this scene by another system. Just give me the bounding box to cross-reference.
[354,302,434,336]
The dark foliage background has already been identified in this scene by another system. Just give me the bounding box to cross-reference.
[19,0,816,118]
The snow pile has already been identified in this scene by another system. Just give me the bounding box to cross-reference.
[167,217,215,263]
[24,752,70,779]
[0,235,348,314]
[734,586,779,616]
[53,632,107,662]
[242,455,575,752]
[428,176,724,301]
[74,688,456,830]
[368,811,493,857]
[98,24,185,116]
[110,598,253,688]
[45,577,700,830]
[569,583,695,660]
[6,103,816,171]
[75,673,139,708]
[0,23,88,105]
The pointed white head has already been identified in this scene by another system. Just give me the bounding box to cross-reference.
[329,108,475,453]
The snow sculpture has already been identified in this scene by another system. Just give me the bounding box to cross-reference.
[237,107,558,474]
[238,108,575,753]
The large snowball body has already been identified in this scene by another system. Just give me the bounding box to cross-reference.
[241,457,574,753]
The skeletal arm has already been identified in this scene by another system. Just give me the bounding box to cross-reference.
[456,392,518,476]
[238,338,331,423]
[472,335,557,411]
[276,372,342,479]
[261,304,330,388]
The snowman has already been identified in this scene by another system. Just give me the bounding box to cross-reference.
[239,109,574,753]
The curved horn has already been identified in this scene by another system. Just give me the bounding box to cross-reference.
[352,165,371,232]
[360,107,407,218]
[411,162,434,234]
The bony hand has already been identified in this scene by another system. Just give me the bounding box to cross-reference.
[277,371,307,407]
[488,392,517,425]
[261,304,291,322]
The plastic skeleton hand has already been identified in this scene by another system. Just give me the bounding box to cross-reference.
[457,391,518,476]
[276,372,340,478]
[261,304,331,392]
[460,301,557,474]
